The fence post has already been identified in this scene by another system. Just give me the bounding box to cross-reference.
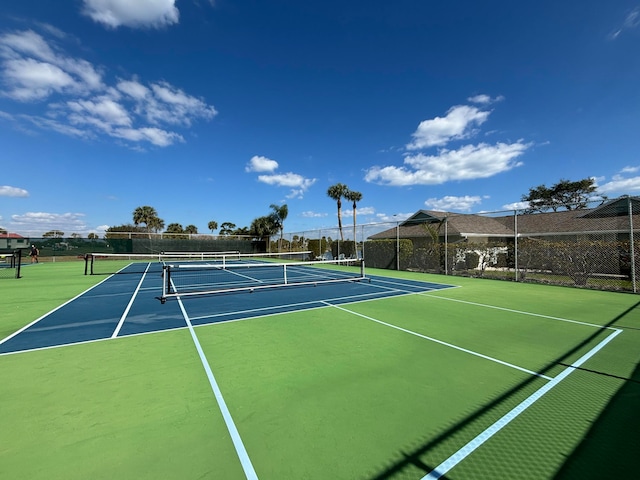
[629,196,637,293]
[444,217,448,275]
[396,221,400,270]
[514,210,519,282]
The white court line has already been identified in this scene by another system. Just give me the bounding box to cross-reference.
[415,292,617,330]
[173,283,259,480]
[190,290,388,322]
[0,276,416,356]
[422,328,623,479]
[369,277,613,330]
[111,262,151,338]
[323,302,552,380]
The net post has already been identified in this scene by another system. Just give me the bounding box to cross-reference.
[84,254,89,275]
[15,249,22,279]
[161,264,169,303]
[90,254,95,275]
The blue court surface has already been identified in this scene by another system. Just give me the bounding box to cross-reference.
[0,268,455,355]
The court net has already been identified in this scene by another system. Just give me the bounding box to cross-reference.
[0,250,22,279]
[160,257,366,302]
[84,251,311,275]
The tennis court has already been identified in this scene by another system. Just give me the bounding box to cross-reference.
[1,257,639,479]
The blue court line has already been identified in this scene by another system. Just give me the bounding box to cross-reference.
[422,328,623,479]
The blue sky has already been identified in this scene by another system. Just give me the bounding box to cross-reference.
[1,1,640,237]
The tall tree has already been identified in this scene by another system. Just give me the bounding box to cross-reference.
[344,189,362,254]
[250,215,278,242]
[184,225,198,234]
[270,203,289,252]
[133,206,162,232]
[165,223,184,234]
[207,221,218,234]
[147,217,165,233]
[522,178,602,213]
[327,183,349,241]
[219,222,236,235]
[232,226,250,236]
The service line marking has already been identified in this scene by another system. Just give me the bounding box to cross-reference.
[323,302,552,380]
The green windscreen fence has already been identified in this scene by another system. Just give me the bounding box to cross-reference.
[17,236,267,260]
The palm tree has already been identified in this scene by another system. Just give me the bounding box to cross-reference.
[133,206,161,232]
[270,203,289,252]
[165,223,184,234]
[344,189,362,256]
[327,183,349,241]
[207,220,218,234]
[184,224,198,234]
[250,215,278,243]
[147,217,165,233]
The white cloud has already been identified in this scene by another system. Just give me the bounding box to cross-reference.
[375,212,412,222]
[406,105,491,150]
[301,211,328,218]
[609,7,640,40]
[3,58,78,100]
[117,79,150,100]
[593,168,640,195]
[0,185,29,197]
[257,172,317,199]
[258,173,316,188]
[0,30,104,101]
[467,94,505,105]
[502,201,531,211]
[0,29,57,63]
[9,212,89,235]
[365,141,529,186]
[246,155,279,172]
[67,97,132,127]
[343,206,375,217]
[81,0,180,29]
[424,195,485,212]
[112,127,184,147]
[146,81,217,126]
[0,28,217,148]
[598,174,640,194]
[245,155,316,198]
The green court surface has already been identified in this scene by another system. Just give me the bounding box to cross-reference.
[1,261,639,479]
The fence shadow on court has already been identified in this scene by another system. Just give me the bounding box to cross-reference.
[367,300,640,479]
[552,359,640,479]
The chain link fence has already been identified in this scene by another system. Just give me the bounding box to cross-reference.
[280,196,640,294]
[5,196,638,292]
